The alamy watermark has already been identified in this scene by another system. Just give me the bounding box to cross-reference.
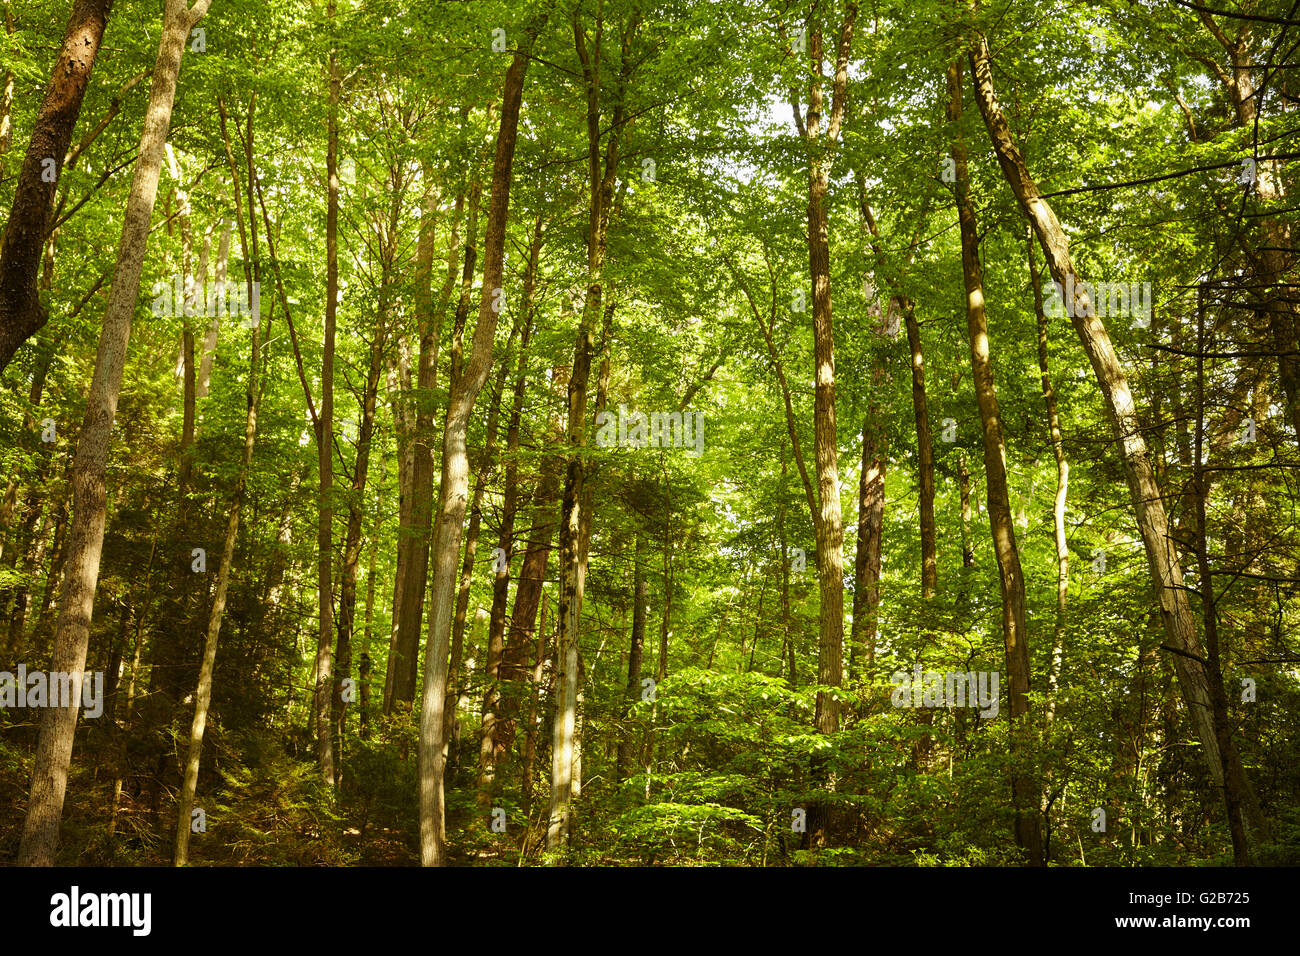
[50,886,150,936]
[152,274,261,329]
[890,665,999,718]
[1046,275,1152,329]
[595,404,704,457]
[0,666,104,718]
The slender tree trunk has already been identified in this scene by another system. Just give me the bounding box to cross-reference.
[477,218,542,803]
[389,187,461,715]
[175,254,262,867]
[1191,290,1251,865]
[547,11,637,854]
[359,517,378,740]
[791,6,856,852]
[521,593,549,816]
[3,337,55,649]
[449,304,519,750]
[969,34,1245,805]
[17,0,213,867]
[333,329,383,775]
[776,438,796,687]
[851,410,885,677]
[948,55,1041,863]
[904,300,937,598]
[618,532,649,779]
[496,367,566,765]
[1028,236,1069,721]
[959,454,973,568]
[314,9,341,785]
[419,20,542,866]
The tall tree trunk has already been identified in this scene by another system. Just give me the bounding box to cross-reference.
[333,329,384,775]
[800,7,854,742]
[17,0,213,867]
[903,300,937,598]
[314,7,341,786]
[174,252,262,867]
[521,592,549,816]
[3,334,55,648]
[1028,235,1069,721]
[618,532,648,780]
[948,55,1041,863]
[790,5,856,851]
[389,186,461,715]
[1191,291,1251,865]
[959,454,973,568]
[418,19,542,867]
[0,0,114,371]
[851,410,885,677]
[477,217,542,804]
[777,439,795,686]
[969,33,1248,808]
[359,516,378,740]
[495,367,567,765]
[547,10,637,854]
[449,295,518,751]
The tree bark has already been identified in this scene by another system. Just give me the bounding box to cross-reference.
[477,216,543,805]
[1028,235,1069,722]
[175,248,262,867]
[969,33,1237,800]
[618,532,649,779]
[314,3,341,786]
[388,186,461,715]
[799,5,855,743]
[948,55,1041,863]
[17,0,213,867]
[547,9,637,854]
[418,17,543,866]
[0,0,114,371]
[903,300,937,598]
[851,411,885,677]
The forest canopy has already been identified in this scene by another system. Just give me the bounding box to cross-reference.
[0,0,1298,868]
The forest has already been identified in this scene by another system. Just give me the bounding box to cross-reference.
[0,0,1298,869]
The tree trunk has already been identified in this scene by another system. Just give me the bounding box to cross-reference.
[1191,290,1251,865]
[800,8,853,742]
[333,328,383,775]
[418,20,542,866]
[0,0,114,371]
[477,217,542,804]
[17,0,213,867]
[903,300,937,598]
[851,411,885,677]
[948,55,1041,863]
[521,592,549,816]
[389,187,461,715]
[449,302,519,750]
[1028,235,1069,721]
[175,257,261,867]
[196,223,230,399]
[618,532,649,779]
[547,10,637,854]
[969,33,1239,801]
[314,12,341,786]
[495,367,567,766]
